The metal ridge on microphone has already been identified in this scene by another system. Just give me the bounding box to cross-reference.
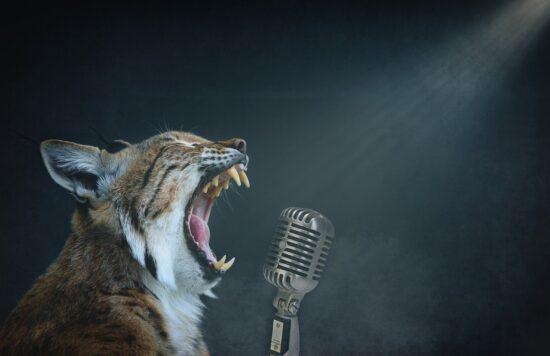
[264,207,335,293]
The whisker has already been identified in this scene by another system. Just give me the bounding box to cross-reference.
[221,190,234,211]
[230,186,243,200]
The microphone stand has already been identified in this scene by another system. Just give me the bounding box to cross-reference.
[269,289,304,356]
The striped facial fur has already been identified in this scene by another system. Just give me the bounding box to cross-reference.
[41,131,250,292]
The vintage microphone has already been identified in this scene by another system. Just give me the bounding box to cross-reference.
[263,207,335,356]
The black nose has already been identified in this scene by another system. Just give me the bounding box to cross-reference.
[233,138,247,154]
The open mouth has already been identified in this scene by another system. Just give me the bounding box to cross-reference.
[184,163,250,276]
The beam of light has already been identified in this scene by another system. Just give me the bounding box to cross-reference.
[306,0,550,198]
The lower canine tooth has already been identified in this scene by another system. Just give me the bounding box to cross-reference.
[221,257,235,272]
[202,183,211,193]
[213,255,226,270]
[212,176,219,186]
[227,167,241,186]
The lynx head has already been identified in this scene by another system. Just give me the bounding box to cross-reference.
[40,131,250,293]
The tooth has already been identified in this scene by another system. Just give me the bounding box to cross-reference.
[202,182,211,193]
[223,180,230,190]
[238,170,250,188]
[212,176,219,187]
[214,185,224,198]
[227,167,241,186]
[220,257,235,272]
[213,255,226,270]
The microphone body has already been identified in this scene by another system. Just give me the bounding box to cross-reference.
[263,207,335,356]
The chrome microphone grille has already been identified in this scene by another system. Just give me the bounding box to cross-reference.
[264,207,335,294]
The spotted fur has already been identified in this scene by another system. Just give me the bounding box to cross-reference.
[0,131,248,355]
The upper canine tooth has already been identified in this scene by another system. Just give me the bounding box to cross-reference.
[214,255,226,270]
[227,167,241,186]
[221,257,235,272]
[212,176,219,187]
[202,182,211,193]
[238,170,250,188]
[223,180,230,190]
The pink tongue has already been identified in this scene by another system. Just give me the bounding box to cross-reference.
[189,214,210,244]
[189,214,215,261]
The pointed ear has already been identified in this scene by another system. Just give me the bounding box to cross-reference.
[40,139,103,200]
[105,139,131,153]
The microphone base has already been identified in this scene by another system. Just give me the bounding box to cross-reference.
[269,314,299,356]
[269,290,303,356]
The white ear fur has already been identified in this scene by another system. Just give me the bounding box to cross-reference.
[40,139,102,200]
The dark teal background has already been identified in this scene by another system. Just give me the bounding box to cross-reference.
[1,1,549,354]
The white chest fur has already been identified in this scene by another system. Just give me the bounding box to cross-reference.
[144,274,205,355]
